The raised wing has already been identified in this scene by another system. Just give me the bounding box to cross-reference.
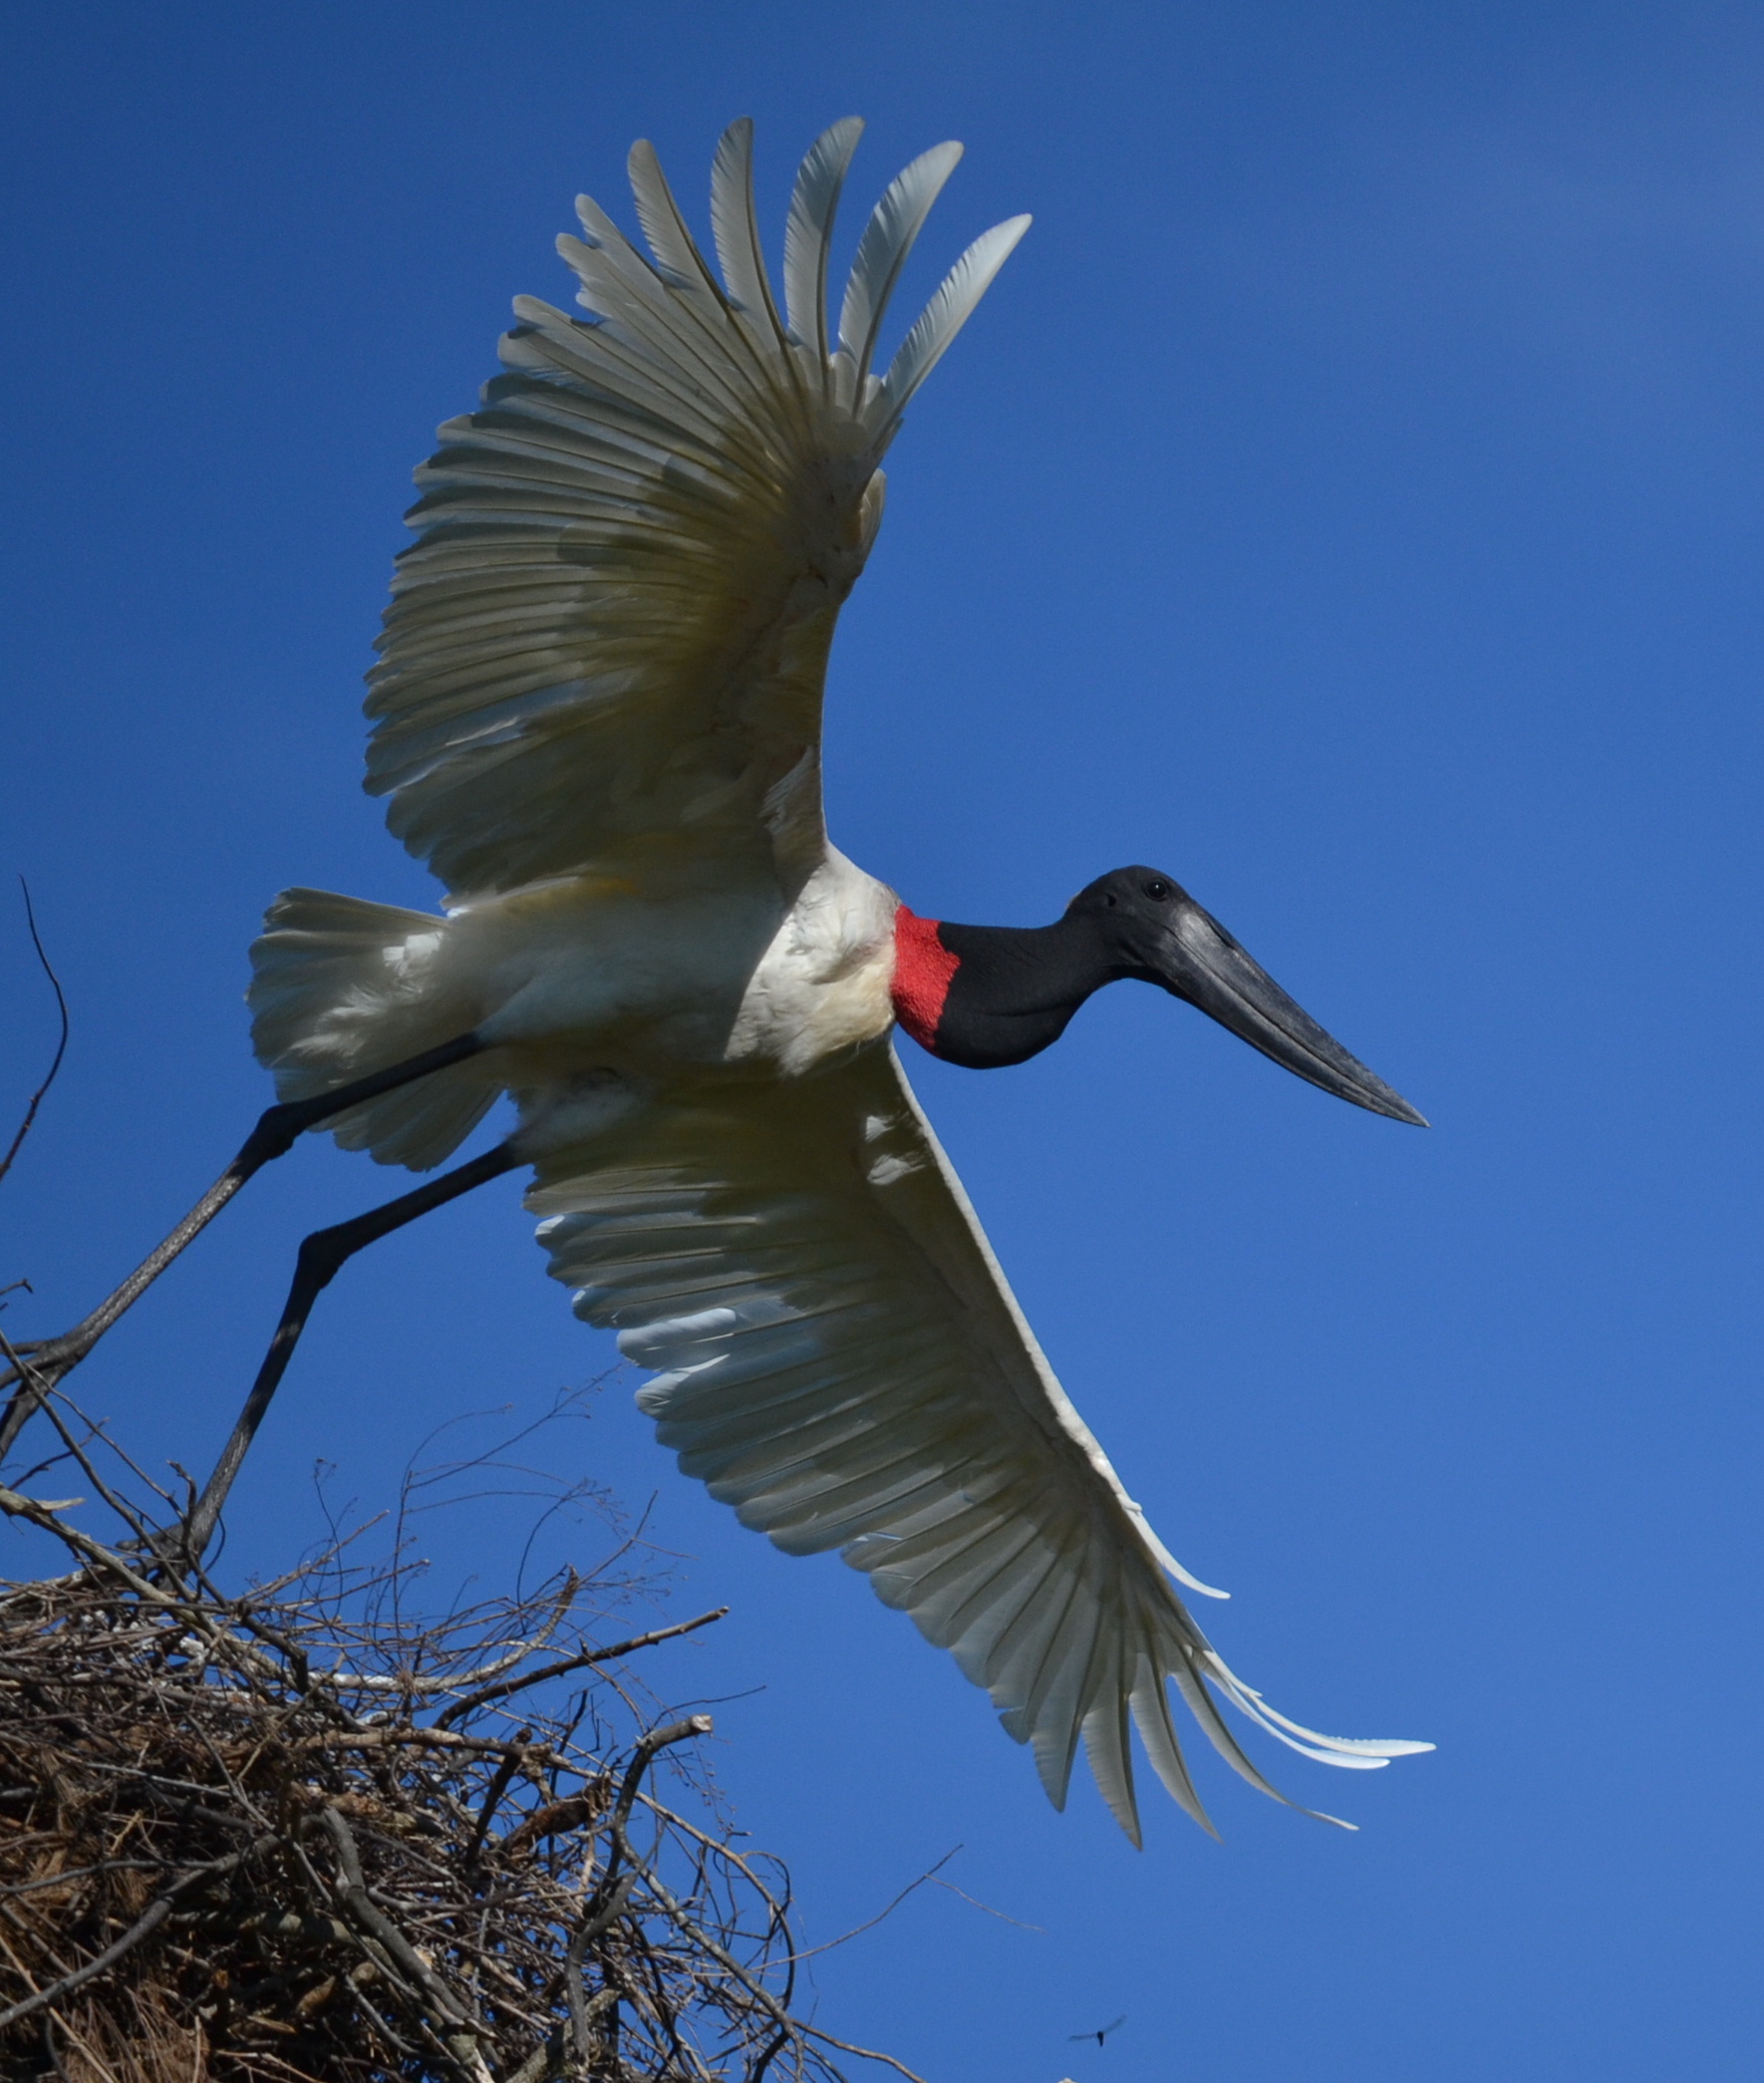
[527,1044,1430,1842]
[364,120,1029,898]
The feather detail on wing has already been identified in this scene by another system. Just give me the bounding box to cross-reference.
[526,1043,1431,1842]
[364,120,1029,898]
[783,118,864,362]
[837,144,965,393]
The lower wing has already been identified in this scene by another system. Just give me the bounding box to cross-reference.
[526,1043,1429,1841]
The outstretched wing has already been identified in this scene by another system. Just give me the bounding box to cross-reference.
[365,120,1029,897]
[527,1044,1430,1843]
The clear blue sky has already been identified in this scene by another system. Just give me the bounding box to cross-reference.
[5,4,1762,2077]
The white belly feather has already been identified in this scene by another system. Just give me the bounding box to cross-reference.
[458,848,897,1076]
[725,850,899,1075]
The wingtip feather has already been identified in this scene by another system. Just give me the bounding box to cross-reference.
[783,117,865,361]
[837,140,967,386]
[628,137,721,296]
[710,116,787,345]
[874,213,1031,426]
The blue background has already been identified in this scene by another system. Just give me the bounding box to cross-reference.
[4,5,1761,2076]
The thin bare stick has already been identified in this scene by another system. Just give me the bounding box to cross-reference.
[0,1482,184,1611]
[0,1860,167,1903]
[623,1857,930,2083]
[565,1873,637,2063]
[794,2023,935,2083]
[462,1732,531,1872]
[0,880,70,1192]
[782,1848,961,1963]
[0,1333,54,1479]
[436,1608,729,1729]
[322,1807,480,2038]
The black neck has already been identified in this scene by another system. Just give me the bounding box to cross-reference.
[930,918,1117,1069]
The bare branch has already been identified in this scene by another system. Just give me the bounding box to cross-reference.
[436,1606,729,1728]
[783,1847,963,1963]
[0,878,70,1193]
[0,1391,904,2083]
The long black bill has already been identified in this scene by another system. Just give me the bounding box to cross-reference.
[1152,902,1427,1125]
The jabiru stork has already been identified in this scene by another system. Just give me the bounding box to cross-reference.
[206,120,1431,1841]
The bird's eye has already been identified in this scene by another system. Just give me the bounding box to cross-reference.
[1144,879,1172,902]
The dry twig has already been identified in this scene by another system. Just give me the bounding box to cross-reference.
[0,880,70,1195]
[0,1394,896,2083]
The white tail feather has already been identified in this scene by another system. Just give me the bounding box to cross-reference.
[248,889,500,1171]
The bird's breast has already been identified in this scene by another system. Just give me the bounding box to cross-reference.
[724,850,900,1076]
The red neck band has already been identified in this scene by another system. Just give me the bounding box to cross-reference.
[890,906,959,1052]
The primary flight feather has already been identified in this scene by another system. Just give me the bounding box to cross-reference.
[247,118,1431,1843]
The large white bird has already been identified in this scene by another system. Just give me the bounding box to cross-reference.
[225,120,1430,1841]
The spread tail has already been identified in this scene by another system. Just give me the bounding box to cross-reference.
[248,887,502,1169]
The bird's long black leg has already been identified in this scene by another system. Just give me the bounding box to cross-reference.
[181,1138,523,1561]
[0,1031,491,1456]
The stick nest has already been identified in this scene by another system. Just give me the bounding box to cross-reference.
[0,1434,881,2083]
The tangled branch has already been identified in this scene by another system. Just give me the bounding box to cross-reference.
[0,1398,920,2083]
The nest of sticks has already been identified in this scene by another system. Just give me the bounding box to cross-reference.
[0,1395,910,2083]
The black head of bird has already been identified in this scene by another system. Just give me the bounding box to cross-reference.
[892,866,1427,1125]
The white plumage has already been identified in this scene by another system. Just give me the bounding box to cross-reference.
[250,119,1430,1842]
